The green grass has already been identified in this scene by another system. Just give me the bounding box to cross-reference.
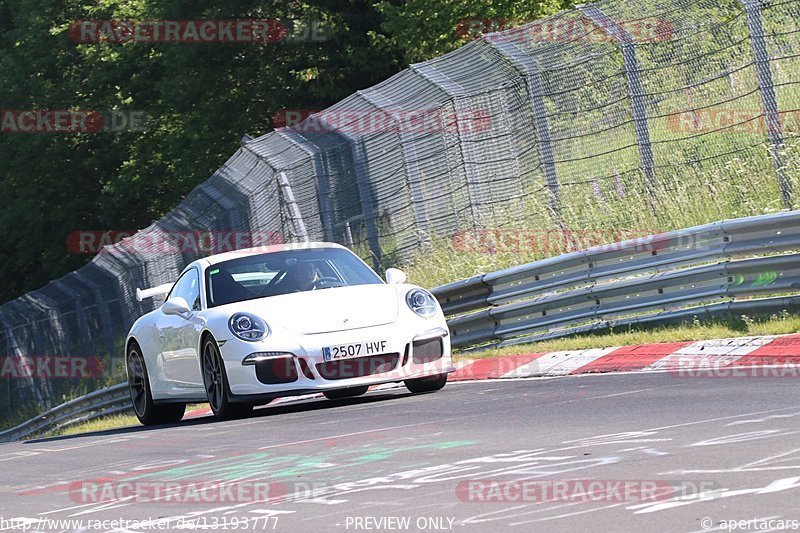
[35,404,207,439]
[41,413,140,438]
[394,128,800,290]
[455,312,800,360]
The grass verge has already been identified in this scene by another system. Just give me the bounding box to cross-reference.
[36,404,208,439]
[42,413,140,438]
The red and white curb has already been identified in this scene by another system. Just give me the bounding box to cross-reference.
[185,334,800,419]
[450,333,800,381]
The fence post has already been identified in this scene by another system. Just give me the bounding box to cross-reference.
[482,37,563,224]
[276,129,337,242]
[738,0,792,208]
[0,316,44,408]
[410,65,485,224]
[241,142,311,244]
[276,172,309,243]
[318,118,383,268]
[349,137,383,268]
[80,274,117,358]
[577,5,658,203]
[358,89,430,249]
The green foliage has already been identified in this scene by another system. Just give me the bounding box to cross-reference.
[375,0,575,64]
[0,0,568,304]
[0,0,400,303]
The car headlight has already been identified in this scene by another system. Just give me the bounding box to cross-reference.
[406,289,437,318]
[228,312,269,341]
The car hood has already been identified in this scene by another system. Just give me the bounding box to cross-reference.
[222,284,400,335]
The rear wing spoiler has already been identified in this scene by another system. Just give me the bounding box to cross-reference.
[135,283,174,302]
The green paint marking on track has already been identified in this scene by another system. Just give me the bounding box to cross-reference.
[128,440,476,482]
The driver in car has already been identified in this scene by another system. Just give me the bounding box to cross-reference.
[290,261,318,292]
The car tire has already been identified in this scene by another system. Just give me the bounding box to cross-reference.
[127,341,186,425]
[323,386,369,400]
[201,335,254,420]
[404,373,448,393]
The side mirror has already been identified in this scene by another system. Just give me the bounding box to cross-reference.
[385,268,407,285]
[162,297,191,317]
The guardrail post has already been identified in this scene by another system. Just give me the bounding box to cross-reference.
[482,38,563,223]
[737,0,793,208]
[577,5,658,205]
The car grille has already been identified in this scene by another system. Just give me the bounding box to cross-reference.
[255,356,299,385]
[316,353,400,380]
[412,337,444,364]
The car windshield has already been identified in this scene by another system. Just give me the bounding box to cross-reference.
[205,247,383,307]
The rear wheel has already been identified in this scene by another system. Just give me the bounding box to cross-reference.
[404,373,448,394]
[127,341,185,425]
[323,385,369,400]
[202,336,253,420]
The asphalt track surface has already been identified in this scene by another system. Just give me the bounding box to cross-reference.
[1,372,800,533]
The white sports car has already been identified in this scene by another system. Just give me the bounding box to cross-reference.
[125,242,453,424]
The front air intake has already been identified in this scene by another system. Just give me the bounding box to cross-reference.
[412,337,443,364]
[255,356,299,384]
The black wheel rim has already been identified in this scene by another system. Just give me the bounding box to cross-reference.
[127,349,147,417]
[202,341,224,411]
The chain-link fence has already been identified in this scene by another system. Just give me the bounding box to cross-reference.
[2,0,799,421]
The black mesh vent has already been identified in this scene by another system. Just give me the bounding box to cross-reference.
[412,338,443,364]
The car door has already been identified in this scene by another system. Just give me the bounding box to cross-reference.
[157,268,204,388]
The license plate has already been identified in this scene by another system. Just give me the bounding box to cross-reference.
[323,340,389,362]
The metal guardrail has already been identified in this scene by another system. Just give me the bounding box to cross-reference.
[0,383,131,443]
[431,212,800,349]
[4,211,799,440]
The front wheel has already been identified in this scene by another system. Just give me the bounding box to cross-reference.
[202,336,253,420]
[323,386,369,400]
[127,341,185,425]
[404,373,448,394]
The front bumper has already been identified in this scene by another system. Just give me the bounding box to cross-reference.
[220,321,453,400]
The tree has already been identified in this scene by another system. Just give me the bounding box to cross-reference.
[0,0,573,303]
[374,0,575,65]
